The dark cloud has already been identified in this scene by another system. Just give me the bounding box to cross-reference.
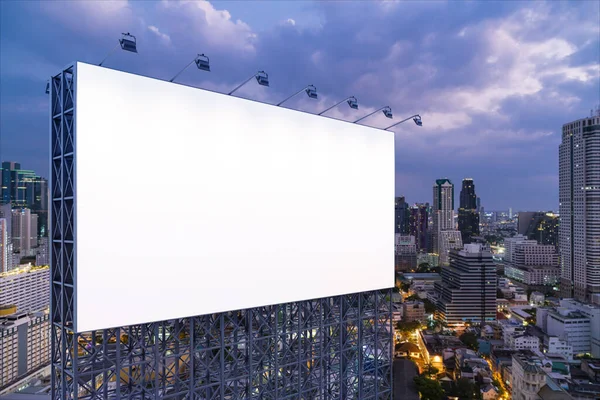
[0,0,598,211]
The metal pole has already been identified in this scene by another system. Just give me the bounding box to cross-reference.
[169,57,197,83]
[276,85,310,107]
[384,114,420,130]
[354,106,388,124]
[228,72,258,95]
[99,42,120,66]
[318,97,350,115]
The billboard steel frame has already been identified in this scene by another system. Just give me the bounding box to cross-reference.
[50,63,393,399]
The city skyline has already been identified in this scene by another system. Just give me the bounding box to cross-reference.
[1,1,599,211]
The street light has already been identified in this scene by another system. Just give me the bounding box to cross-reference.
[318,96,358,115]
[99,33,138,67]
[353,106,392,124]
[384,114,423,131]
[169,54,210,83]
[228,71,269,96]
[276,85,318,107]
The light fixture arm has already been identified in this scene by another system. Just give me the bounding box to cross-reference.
[384,114,421,130]
[277,85,313,107]
[169,56,199,83]
[229,71,261,95]
[318,97,352,115]
[353,106,390,124]
[99,42,120,67]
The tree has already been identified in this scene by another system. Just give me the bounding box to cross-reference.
[446,378,481,400]
[459,332,480,352]
[423,298,437,314]
[423,363,439,377]
[396,320,422,334]
[400,281,411,293]
[406,294,421,301]
[413,375,445,400]
[496,288,504,299]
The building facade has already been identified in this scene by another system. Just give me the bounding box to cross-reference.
[559,111,600,301]
[11,208,38,256]
[395,234,417,271]
[0,266,50,313]
[0,312,50,389]
[511,353,548,400]
[435,244,496,327]
[518,212,559,248]
[409,204,428,252]
[432,179,454,255]
[395,196,410,235]
[458,178,479,244]
[402,301,425,322]
[438,230,463,266]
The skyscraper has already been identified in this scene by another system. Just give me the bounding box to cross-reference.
[518,212,559,248]
[11,208,38,256]
[432,179,454,254]
[409,203,428,252]
[458,178,479,244]
[559,110,600,301]
[0,218,8,273]
[435,243,496,327]
[395,196,410,234]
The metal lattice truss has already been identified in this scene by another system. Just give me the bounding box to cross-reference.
[50,63,393,400]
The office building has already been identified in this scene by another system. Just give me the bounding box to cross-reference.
[559,299,600,357]
[395,196,409,234]
[432,179,454,255]
[559,110,600,301]
[409,203,428,252]
[438,230,463,266]
[0,219,8,273]
[504,234,537,265]
[0,312,50,389]
[36,237,49,266]
[0,266,50,313]
[395,234,417,271]
[518,212,559,248]
[435,243,496,327]
[458,178,479,244]
[11,209,37,256]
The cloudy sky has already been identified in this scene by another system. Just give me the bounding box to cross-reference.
[1,0,598,211]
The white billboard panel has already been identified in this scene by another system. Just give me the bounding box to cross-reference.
[75,62,394,332]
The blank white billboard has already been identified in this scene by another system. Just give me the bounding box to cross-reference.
[74,62,394,332]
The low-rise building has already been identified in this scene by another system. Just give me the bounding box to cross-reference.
[511,352,548,400]
[509,335,540,352]
[545,337,573,360]
[0,266,49,314]
[402,301,425,322]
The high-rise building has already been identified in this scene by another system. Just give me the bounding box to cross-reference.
[504,242,561,287]
[439,230,463,266]
[11,208,38,256]
[458,178,479,244]
[504,234,538,265]
[432,179,454,254]
[435,243,496,327]
[409,203,428,252]
[0,219,8,273]
[0,312,50,388]
[559,110,600,301]
[0,266,50,313]
[395,196,410,234]
[518,212,559,249]
[395,234,417,271]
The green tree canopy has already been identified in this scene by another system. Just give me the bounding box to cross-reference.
[459,332,480,352]
[414,375,445,400]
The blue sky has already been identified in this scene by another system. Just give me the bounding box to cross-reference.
[1,0,598,211]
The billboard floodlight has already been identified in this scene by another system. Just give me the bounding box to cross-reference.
[277,85,318,107]
[170,53,210,83]
[99,32,138,66]
[384,114,423,131]
[354,106,393,124]
[318,96,358,115]
[229,70,270,95]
